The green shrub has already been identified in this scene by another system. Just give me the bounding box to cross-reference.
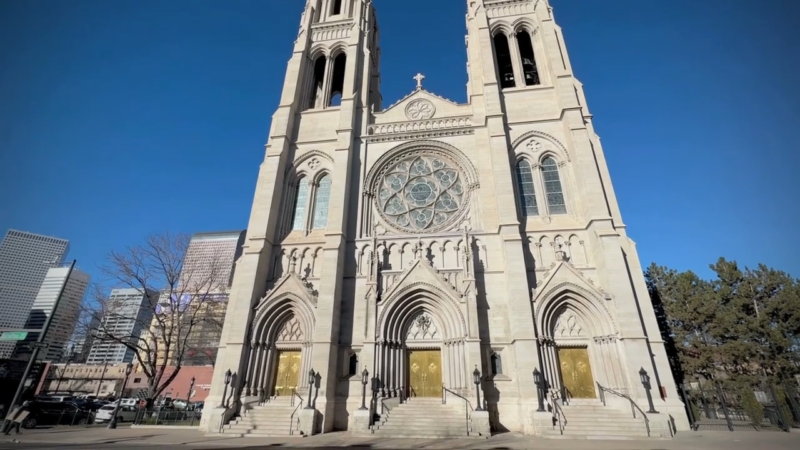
[773,385,795,428]
[739,388,763,427]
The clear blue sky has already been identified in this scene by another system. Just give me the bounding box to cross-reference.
[1,0,798,284]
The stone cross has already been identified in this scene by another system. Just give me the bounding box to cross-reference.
[413,73,425,90]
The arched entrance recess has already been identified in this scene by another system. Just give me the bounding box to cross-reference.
[245,293,315,398]
[377,284,469,398]
[535,283,628,399]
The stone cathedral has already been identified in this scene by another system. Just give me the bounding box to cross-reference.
[201,0,689,439]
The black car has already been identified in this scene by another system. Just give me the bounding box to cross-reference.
[21,401,94,428]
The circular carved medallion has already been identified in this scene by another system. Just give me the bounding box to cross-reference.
[376,151,468,233]
[404,99,436,120]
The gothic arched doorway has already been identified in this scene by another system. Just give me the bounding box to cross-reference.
[376,286,470,398]
[247,294,315,399]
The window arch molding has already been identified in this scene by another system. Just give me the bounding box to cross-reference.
[327,43,348,60]
[489,21,513,38]
[511,18,538,35]
[511,130,571,162]
[308,45,329,61]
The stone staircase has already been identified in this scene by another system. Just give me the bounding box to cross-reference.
[544,399,657,440]
[371,398,475,438]
[221,397,303,437]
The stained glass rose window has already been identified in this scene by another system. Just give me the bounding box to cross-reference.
[377,154,466,232]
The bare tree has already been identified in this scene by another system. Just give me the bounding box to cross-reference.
[82,232,230,407]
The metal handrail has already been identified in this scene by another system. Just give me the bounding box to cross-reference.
[289,388,304,435]
[596,382,650,437]
[218,399,238,434]
[550,390,566,435]
[442,385,473,436]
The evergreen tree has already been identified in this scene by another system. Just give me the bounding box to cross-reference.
[647,259,800,387]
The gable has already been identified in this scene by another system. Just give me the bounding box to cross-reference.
[254,272,318,311]
[375,89,469,124]
[382,258,462,304]
[532,261,609,304]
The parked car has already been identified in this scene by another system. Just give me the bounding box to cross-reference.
[94,404,138,424]
[22,402,94,428]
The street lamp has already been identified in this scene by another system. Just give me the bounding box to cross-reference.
[305,369,315,409]
[473,366,483,411]
[185,377,195,409]
[220,369,232,408]
[639,367,658,413]
[359,368,369,410]
[533,368,545,412]
[108,362,134,429]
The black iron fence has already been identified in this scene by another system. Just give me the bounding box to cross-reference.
[132,407,202,426]
[679,380,799,432]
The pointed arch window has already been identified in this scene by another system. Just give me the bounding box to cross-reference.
[542,157,566,214]
[329,53,346,107]
[493,33,515,89]
[312,175,332,229]
[515,160,539,216]
[308,56,326,110]
[292,178,310,230]
[516,31,540,86]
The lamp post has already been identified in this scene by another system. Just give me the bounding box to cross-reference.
[473,366,483,411]
[639,367,658,413]
[107,362,133,429]
[2,259,76,434]
[220,369,232,408]
[533,368,545,412]
[185,376,195,409]
[359,368,369,410]
[305,369,315,409]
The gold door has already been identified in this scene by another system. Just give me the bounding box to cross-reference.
[272,350,301,397]
[557,347,596,399]
[407,349,442,398]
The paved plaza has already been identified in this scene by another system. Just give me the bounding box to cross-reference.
[0,427,797,450]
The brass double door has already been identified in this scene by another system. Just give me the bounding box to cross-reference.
[272,350,301,397]
[407,349,442,398]
[557,347,596,399]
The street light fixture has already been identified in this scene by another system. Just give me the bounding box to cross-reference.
[533,368,545,412]
[220,369,232,408]
[186,376,195,410]
[108,362,134,429]
[305,369,315,409]
[359,368,369,410]
[639,367,658,414]
[473,366,483,411]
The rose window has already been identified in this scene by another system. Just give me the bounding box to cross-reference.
[377,154,467,232]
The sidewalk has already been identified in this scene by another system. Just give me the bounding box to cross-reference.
[0,426,797,449]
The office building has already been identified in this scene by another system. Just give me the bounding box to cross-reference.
[87,288,157,365]
[12,266,90,362]
[0,230,69,358]
[164,231,245,366]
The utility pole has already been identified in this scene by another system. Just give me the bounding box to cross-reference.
[53,344,75,394]
[2,259,76,432]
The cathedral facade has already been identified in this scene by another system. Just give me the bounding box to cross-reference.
[201,0,690,438]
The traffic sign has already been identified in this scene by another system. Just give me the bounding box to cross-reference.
[32,342,49,349]
[0,331,28,341]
